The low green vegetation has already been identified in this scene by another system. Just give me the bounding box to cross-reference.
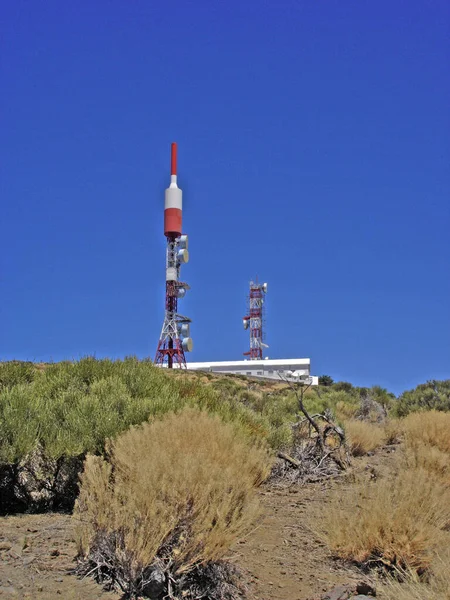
[394,380,450,416]
[0,357,269,464]
[1,358,448,468]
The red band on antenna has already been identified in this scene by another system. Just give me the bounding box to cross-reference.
[171,142,177,176]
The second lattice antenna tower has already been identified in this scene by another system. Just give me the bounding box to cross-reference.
[242,280,268,360]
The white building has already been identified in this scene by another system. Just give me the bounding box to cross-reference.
[178,358,318,385]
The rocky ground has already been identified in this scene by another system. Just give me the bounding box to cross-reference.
[0,449,394,600]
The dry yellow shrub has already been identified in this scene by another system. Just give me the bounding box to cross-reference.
[344,419,385,456]
[379,550,450,600]
[74,408,272,579]
[404,443,450,486]
[383,418,404,444]
[403,410,450,453]
[401,411,450,485]
[319,468,450,573]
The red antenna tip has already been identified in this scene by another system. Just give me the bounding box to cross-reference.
[171,142,177,176]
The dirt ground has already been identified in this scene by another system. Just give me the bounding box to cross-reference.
[230,482,365,600]
[0,449,395,599]
[0,512,118,599]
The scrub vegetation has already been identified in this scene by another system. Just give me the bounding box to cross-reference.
[316,408,450,600]
[319,467,450,572]
[344,419,386,456]
[0,357,270,464]
[1,358,450,599]
[74,408,272,597]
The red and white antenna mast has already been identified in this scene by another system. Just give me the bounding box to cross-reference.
[154,143,193,368]
[242,280,268,359]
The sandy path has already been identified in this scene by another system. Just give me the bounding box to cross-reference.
[230,483,363,600]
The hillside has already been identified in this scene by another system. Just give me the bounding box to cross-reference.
[0,359,449,599]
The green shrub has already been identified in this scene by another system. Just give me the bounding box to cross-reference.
[394,380,450,417]
[319,375,334,386]
[333,381,354,393]
[0,384,41,463]
[0,361,37,390]
[0,358,274,464]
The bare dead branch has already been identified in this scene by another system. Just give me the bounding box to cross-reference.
[273,374,351,481]
[277,452,301,468]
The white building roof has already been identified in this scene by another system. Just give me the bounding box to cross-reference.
[185,358,310,369]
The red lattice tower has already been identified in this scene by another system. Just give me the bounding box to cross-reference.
[154,143,193,368]
[242,280,268,360]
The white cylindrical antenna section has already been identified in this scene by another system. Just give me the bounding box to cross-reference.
[243,319,249,330]
[182,337,193,352]
[166,267,177,281]
[164,187,182,237]
[177,287,186,298]
[262,282,268,293]
[177,249,189,264]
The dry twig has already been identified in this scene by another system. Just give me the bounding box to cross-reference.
[273,374,351,482]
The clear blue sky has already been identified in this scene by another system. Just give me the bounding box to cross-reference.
[2,1,449,395]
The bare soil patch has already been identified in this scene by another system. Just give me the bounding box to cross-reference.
[0,513,118,599]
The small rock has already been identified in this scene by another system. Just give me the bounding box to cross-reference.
[321,584,353,600]
[0,542,11,551]
[356,582,376,596]
[0,587,18,597]
[54,578,63,583]
[321,582,376,600]
[141,567,165,599]
[9,545,22,559]
[23,555,36,566]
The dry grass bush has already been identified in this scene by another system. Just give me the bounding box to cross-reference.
[401,411,450,486]
[403,443,450,486]
[74,408,272,598]
[402,410,450,454]
[379,551,450,600]
[344,419,386,456]
[383,418,404,444]
[319,467,450,573]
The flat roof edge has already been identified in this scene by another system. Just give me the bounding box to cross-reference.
[183,358,311,368]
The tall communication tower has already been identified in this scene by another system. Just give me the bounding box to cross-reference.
[154,143,193,368]
[242,280,268,359]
